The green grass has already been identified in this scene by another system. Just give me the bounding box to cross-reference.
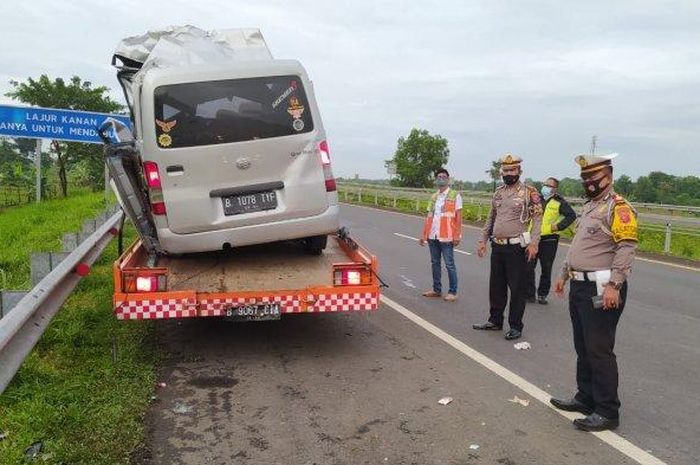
[0,199,157,464]
[0,191,109,289]
[340,189,700,260]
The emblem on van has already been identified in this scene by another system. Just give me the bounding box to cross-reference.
[236,158,252,170]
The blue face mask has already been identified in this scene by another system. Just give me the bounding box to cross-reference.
[436,178,449,187]
[541,186,553,199]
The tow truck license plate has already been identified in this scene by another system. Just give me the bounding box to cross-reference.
[222,191,277,215]
[225,304,281,321]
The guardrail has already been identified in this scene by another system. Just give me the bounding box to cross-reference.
[337,182,700,215]
[0,208,123,394]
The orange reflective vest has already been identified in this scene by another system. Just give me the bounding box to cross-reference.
[421,189,462,242]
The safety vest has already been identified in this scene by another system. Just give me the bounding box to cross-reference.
[421,189,461,242]
[530,197,563,236]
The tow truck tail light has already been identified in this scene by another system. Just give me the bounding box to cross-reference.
[124,271,167,293]
[333,266,371,286]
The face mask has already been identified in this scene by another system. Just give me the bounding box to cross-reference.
[541,186,553,199]
[582,176,610,198]
[502,175,519,185]
[436,178,449,187]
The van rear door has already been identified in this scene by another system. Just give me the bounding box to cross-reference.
[149,74,328,235]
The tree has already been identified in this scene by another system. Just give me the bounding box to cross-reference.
[5,75,123,196]
[615,175,634,196]
[486,160,502,192]
[390,128,449,187]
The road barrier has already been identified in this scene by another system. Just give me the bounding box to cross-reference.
[0,206,123,393]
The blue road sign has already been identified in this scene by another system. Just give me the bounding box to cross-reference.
[0,104,131,144]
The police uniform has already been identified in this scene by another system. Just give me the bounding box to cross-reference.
[474,154,543,338]
[552,154,638,431]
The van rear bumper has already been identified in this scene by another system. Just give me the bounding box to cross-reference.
[157,205,340,254]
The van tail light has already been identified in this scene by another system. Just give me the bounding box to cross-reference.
[124,271,167,293]
[333,265,371,286]
[143,161,162,189]
[142,161,167,215]
[319,140,336,192]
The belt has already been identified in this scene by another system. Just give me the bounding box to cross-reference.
[491,237,521,245]
[569,270,610,281]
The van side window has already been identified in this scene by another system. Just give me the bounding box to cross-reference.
[153,75,314,148]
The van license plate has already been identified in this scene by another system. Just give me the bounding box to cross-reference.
[223,191,277,215]
[225,304,281,321]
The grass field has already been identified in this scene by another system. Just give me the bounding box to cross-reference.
[339,189,700,260]
[0,192,109,289]
[0,197,156,464]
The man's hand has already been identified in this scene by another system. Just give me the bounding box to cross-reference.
[419,238,426,247]
[477,240,487,258]
[526,243,538,261]
[554,279,566,297]
[551,223,558,233]
[603,285,620,310]
[453,239,461,247]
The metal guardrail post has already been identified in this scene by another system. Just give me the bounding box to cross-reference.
[664,223,672,253]
[358,188,362,203]
[393,193,397,209]
[415,197,420,211]
[374,192,378,206]
[477,204,483,222]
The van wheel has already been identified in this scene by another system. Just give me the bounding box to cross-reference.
[304,235,327,255]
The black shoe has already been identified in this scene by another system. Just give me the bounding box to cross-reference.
[472,322,502,331]
[537,296,548,305]
[573,413,619,432]
[526,296,537,304]
[549,397,594,416]
[504,329,522,340]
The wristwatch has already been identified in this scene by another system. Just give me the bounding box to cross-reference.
[607,281,623,290]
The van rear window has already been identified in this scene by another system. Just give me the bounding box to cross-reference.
[153,75,314,148]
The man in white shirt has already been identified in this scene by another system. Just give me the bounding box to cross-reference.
[419,169,463,301]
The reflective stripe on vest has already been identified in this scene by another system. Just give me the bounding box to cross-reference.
[539,198,563,236]
[423,190,459,242]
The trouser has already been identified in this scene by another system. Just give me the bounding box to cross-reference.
[569,280,627,419]
[428,239,458,294]
[525,238,559,298]
[488,243,527,331]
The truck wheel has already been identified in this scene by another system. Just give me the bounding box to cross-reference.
[304,235,327,255]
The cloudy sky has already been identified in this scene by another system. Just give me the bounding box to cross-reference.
[1,0,699,181]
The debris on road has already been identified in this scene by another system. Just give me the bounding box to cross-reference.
[157,382,167,388]
[469,444,480,450]
[438,396,453,405]
[172,401,193,414]
[508,396,530,407]
[513,341,531,350]
[24,441,43,460]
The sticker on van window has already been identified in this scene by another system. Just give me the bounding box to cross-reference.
[292,119,305,132]
[272,84,296,109]
[158,133,172,147]
[287,97,305,119]
[156,119,177,133]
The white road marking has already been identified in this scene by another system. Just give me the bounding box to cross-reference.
[393,233,472,255]
[347,204,699,273]
[380,295,667,465]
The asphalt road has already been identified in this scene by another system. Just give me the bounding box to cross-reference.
[140,204,699,465]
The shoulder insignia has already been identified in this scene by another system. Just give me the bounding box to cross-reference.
[611,202,638,242]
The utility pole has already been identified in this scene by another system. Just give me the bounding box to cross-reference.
[34,139,42,203]
[590,135,597,155]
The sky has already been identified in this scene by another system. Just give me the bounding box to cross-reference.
[1,0,699,181]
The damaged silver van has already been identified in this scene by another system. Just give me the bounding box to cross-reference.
[105,27,339,255]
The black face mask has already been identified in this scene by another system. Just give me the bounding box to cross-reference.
[582,177,609,198]
[502,175,519,185]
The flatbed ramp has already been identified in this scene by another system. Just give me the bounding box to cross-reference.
[113,234,380,320]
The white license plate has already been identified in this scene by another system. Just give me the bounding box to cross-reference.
[225,304,281,321]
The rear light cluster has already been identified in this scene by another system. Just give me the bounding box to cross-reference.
[319,140,336,192]
[124,271,167,293]
[143,161,167,216]
[333,266,371,286]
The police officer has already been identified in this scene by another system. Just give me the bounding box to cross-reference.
[474,154,543,340]
[551,154,638,432]
[525,177,577,305]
